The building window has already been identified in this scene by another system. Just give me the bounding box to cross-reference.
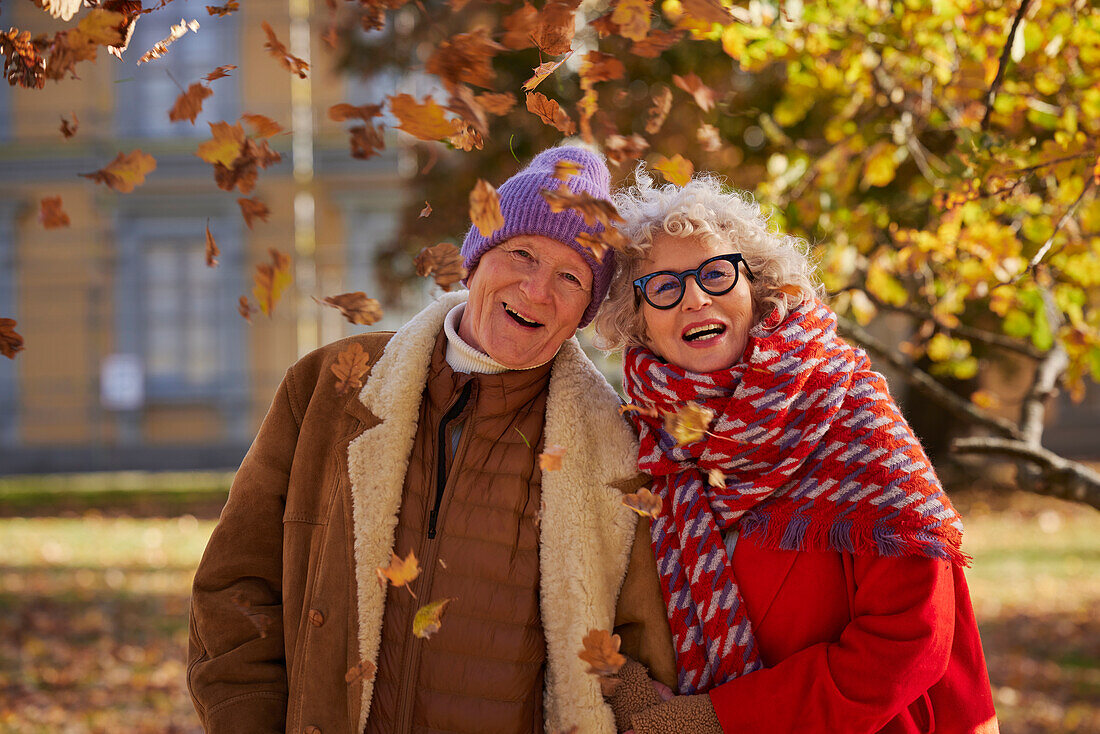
[115,1,239,139]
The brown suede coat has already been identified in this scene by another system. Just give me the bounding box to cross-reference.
[187,293,675,734]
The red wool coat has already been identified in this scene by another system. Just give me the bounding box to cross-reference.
[703,537,999,733]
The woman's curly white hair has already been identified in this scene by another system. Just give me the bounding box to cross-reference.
[594,164,824,351]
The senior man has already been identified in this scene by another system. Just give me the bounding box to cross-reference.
[187,146,673,734]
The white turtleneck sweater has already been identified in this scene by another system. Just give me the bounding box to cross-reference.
[443,303,554,375]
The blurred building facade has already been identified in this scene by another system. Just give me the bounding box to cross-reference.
[0,1,433,474]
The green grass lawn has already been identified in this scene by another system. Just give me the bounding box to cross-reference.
[0,489,1096,732]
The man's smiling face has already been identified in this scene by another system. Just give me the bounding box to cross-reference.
[458,234,593,369]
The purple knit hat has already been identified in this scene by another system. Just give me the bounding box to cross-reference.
[460,145,615,328]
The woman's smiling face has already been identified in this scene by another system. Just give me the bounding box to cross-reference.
[639,234,755,373]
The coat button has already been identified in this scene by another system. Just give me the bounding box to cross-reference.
[304,727,321,734]
[308,609,324,627]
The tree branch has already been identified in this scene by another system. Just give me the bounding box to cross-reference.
[981,0,1032,131]
[951,437,1100,510]
[836,316,1022,439]
[1019,288,1070,445]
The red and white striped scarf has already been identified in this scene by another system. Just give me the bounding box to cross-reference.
[623,298,967,694]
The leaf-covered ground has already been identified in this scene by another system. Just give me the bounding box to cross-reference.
[0,490,1096,732]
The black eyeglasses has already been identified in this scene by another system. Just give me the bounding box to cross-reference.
[633,253,755,310]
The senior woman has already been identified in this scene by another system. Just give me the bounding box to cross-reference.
[595,168,999,734]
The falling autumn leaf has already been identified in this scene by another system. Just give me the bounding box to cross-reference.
[707,468,725,488]
[331,342,372,394]
[377,549,420,597]
[533,0,581,56]
[242,113,282,138]
[237,197,270,229]
[525,92,576,136]
[621,487,662,518]
[619,403,660,419]
[238,295,257,322]
[469,179,504,237]
[79,149,156,193]
[645,85,672,134]
[663,401,714,446]
[39,197,70,229]
[206,0,239,16]
[252,248,292,317]
[168,82,212,124]
[539,445,567,472]
[631,28,684,58]
[205,222,219,267]
[414,243,467,291]
[262,21,309,78]
[604,134,650,166]
[680,0,737,25]
[59,113,78,139]
[575,228,629,262]
[426,29,504,91]
[230,592,273,638]
[522,53,572,92]
[314,292,383,326]
[697,123,722,152]
[412,598,455,639]
[475,92,517,116]
[653,153,695,187]
[138,18,200,65]
[196,119,281,194]
[0,318,25,359]
[419,201,432,218]
[552,160,584,183]
[612,0,652,42]
[673,72,716,113]
[579,51,625,86]
[328,103,384,123]
[501,3,539,49]
[389,94,463,141]
[345,659,377,685]
[541,185,624,228]
[578,628,626,695]
[204,64,237,81]
[196,120,245,167]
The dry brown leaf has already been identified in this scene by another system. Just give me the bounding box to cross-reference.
[328,103,384,122]
[621,487,662,518]
[332,342,372,394]
[645,85,672,134]
[578,628,626,678]
[448,126,484,152]
[80,149,156,193]
[475,92,516,117]
[611,0,652,42]
[619,403,660,419]
[680,0,737,25]
[412,598,454,639]
[169,82,212,124]
[653,153,694,186]
[525,92,576,136]
[138,18,199,65]
[237,197,270,230]
[206,0,239,16]
[242,113,282,139]
[196,120,246,167]
[253,248,292,317]
[533,0,581,56]
[591,12,620,38]
[574,232,608,262]
[501,3,538,50]
[345,659,376,685]
[230,592,273,639]
[348,124,385,159]
[539,445,566,472]
[39,196,70,229]
[697,123,722,151]
[262,21,309,78]
[575,227,629,262]
[414,243,467,292]
[197,119,281,194]
[314,292,383,326]
[0,319,24,360]
[205,222,219,267]
[237,295,257,322]
[541,185,624,228]
[426,29,504,91]
[522,53,572,92]
[707,468,725,488]
[389,94,463,141]
[470,179,504,237]
[604,134,650,166]
[552,159,584,183]
[631,28,684,58]
[378,549,420,597]
[59,113,78,139]
[204,63,237,81]
[579,51,624,86]
[419,201,432,218]
[663,401,714,446]
[673,72,716,113]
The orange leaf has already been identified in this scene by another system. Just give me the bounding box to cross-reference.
[501,3,538,50]
[262,21,309,78]
[707,468,725,488]
[579,51,624,86]
[419,201,432,218]
[377,549,420,597]
[533,0,581,56]
[425,29,503,91]
[205,222,219,267]
[631,28,684,58]
[80,149,156,193]
[196,120,245,166]
[345,659,377,685]
[169,82,212,124]
[663,401,714,445]
[578,628,626,678]
[522,53,572,92]
[673,72,716,113]
[645,86,672,134]
[39,196,70,229]
[621,487,662,518]
[552,159,584,183]
[697,123,722,152]
[206,0,239,17]
[138,18,199,65]
[540,184,624,228]
[448,126,484,152]
[575,227,629,262]
[680,0,737,25]
[604,134,650,166]
[611,0,652,42]
[0,318,25,359]
[475,92,516,116]
[653,153,694,187]
[348,124,385,159]
[389,94,463,141]
[237,295,256,322]
[328,103,384,122]
[539,445,566,471]
[237,197,270,229]
[414,243,467,292]
[413,598,454,639]
[314,292,383,326]
[331,342,372,394]
[242,113,282,139]
[59,113,78,139]
[619,403,660,419]
[470,179,504,237]
[525,92,576,135]
[204,64,237,81]
[252,248,292,317]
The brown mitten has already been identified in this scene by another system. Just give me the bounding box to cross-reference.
[630,694,723,734]
[605,658,665,733]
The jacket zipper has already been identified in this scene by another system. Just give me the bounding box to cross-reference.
[428,380,473,539]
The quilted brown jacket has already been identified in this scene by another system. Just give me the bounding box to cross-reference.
[187,293,675,734]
